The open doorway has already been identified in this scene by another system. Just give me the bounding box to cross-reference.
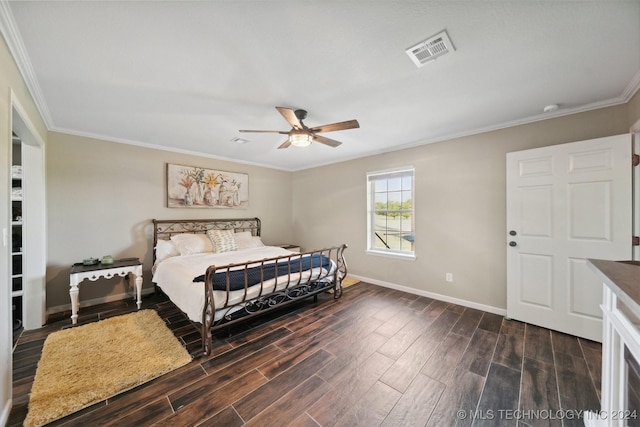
[10,98,46,332]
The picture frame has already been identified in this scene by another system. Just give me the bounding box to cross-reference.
[166,163,249,209]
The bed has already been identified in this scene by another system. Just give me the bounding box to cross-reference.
[151,217,347,355]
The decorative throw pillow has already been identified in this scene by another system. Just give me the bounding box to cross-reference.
[170,233,213,256]
[155,239,179,262]
[207,229,238,253]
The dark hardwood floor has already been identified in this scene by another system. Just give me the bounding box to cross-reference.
[9,282,602,426]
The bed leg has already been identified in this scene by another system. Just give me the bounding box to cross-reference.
[204,338,212,357]
[202,326,212,356]
[313,294,318,303]
[334,282,343,299]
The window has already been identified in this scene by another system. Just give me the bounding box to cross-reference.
[367,167,415,258]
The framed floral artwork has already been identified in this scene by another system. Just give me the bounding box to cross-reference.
[166,164,249,208]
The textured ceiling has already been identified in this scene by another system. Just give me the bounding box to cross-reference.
[2,1,640,171]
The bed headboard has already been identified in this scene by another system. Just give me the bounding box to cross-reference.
[152,217,261,258]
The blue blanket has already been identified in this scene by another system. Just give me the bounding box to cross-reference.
[192,254,332,291]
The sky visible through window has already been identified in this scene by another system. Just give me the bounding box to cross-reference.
[369,170,414,254]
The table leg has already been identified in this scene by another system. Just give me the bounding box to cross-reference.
[69,280,79,324]
[134,273,143,309]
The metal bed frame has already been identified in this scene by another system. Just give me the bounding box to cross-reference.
[152,218,347,355]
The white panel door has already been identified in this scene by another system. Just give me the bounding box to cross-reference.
[506,134,632,342]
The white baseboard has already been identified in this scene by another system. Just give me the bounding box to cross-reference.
[1,398,12,427]
[48,277,506,319]
[348,274,507,316]
[46,288,156,317]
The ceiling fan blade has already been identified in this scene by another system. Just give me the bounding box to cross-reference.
[276,106,303,130]
[310,119,360,133]
[239,130,289,134]
[312,135,342,148]
[278,139,292,149]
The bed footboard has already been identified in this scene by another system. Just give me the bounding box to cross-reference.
[201,244,348,355]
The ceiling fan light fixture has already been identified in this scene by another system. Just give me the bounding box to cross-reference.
[239,107,358,149]
[289,132,311,147]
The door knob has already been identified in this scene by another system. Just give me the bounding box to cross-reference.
[509,241,517,247]
[509,230,517,236]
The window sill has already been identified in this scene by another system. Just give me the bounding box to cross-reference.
[366,249,416,261]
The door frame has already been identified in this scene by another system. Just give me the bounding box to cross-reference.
[634,132,639,262]
[10,92,47,329]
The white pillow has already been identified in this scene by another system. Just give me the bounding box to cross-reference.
[233,231,253,249]
[207,229,237,253]
[234,231,265,250]
[155,239,179,262]
[170,233,213,256]
[250,236,265,248]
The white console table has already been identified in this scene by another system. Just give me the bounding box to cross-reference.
[587,259,640,427]
[69,258,143,324]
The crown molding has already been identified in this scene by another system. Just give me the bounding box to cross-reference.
[622,69,640,102]
[0,1,53,128]
[49,125,295,172]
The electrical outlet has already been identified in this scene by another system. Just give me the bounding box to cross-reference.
[446,272,453,282]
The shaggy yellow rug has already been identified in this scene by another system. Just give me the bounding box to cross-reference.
[329,275,360,293]
[342,276,360,288]
[24,309,191,427]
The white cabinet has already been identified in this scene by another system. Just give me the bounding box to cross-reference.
[587,260,640,427]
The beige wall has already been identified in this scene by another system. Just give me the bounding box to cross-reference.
[292,105,630,310]
[0,33,48,424]
[46,132,293,309]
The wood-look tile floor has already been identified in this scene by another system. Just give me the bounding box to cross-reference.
[9,282,602,427]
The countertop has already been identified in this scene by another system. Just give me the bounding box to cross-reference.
[588,259,640,318]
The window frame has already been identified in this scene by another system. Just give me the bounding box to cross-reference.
[366,167,416,260]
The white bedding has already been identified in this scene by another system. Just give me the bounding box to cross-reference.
[152,246,334,323]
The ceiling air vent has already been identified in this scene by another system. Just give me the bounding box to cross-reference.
[406,30,455,68]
